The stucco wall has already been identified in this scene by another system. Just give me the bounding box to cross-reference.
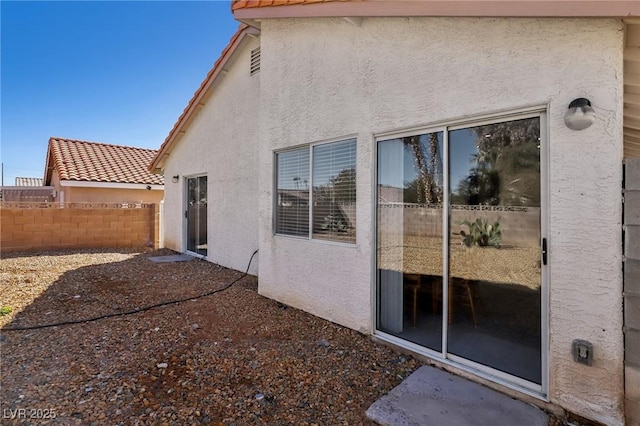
[63,186,163,204]
[258,17,624,424]
[162,35,260,275]
[51,170,62,201]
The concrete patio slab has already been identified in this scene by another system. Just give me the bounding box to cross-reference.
[366,366,548,426]
[148,254,196,263]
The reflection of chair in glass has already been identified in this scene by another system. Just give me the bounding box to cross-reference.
[404,274,441,327]
[448,278,479,327]
[404,274,480,327]
[403,274,422,327]
[428,277,479,327]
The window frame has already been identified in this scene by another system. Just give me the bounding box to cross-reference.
[273,136,358,245]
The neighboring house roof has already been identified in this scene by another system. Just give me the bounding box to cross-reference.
[148,24,259,174]
[15,177,43,186]
[233,0,640,18]
[45,137,164,186]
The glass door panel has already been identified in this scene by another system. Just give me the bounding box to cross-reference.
[376,114,544,389]
[447,118,541,384]
[377,132,444,352]
[186,176,207,257]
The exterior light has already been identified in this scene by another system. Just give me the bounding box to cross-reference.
[172,175,179,183]
[564,98,596,130]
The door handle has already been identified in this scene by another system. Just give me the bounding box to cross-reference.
[542,238,547,266]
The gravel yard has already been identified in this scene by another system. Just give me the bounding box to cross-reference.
[0,248,419,425]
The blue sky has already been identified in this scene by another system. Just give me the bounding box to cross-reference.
[1,1,239,185]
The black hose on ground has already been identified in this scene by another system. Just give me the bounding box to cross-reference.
[2,249,258,332]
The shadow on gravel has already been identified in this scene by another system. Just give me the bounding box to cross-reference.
[0,247,151,260]
[0,248,418,425]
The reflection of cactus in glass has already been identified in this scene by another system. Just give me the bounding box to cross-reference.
[459,219,502,248]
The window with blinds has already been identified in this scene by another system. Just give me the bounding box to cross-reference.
[312,139,356,242]
[274,138,357,243]
[275,148,310,236]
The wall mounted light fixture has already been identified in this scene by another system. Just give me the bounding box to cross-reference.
[564,98,596,131]
[171,175,179,183]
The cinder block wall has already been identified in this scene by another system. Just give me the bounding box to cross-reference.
[378,206,541,246]
[0,204,159,253]
[625,158,640,426]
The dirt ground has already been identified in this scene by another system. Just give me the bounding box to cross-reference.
[1,248,419,425]
[1,248,574,425]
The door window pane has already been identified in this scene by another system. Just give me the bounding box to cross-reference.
[186,176,207,257]
[377,132,444,351]
[448,117,541,384]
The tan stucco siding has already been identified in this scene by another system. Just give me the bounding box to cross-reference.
[257,17,624,425]
[161,35,260,275]
[62,186,163,204]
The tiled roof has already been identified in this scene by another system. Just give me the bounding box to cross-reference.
[15,177,44,187]
[149,24,256,173]
[232,0,343,11]
[232,0,640,17]
[46,137,164,185]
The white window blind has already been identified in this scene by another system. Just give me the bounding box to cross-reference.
[275,138,357,243]
[312,139,356,242]
[275,148,310,236]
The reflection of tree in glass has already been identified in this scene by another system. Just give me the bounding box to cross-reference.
[403,133,443,204]
[313,168,356,233]
[314,168,356,204]
[453,118,540,207]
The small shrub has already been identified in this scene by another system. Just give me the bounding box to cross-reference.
[0,306,12,316]
[459,219,502,248]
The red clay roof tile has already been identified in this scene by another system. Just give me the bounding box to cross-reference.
[232,0,342,10]
[47,137,164,185]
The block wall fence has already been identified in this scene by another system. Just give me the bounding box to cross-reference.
[624,158,640,426]
[0,203,160,253]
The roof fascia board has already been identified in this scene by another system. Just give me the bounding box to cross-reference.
[60,181,164,190]
[149,26,260,173]
[234,1,640,19]
[43,139,55,184]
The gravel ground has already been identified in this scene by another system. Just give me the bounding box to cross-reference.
[0,248,582,426]
[1,248,420,425]
[378,234,540,289]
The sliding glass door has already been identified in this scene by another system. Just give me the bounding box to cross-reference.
[376,113,544,390]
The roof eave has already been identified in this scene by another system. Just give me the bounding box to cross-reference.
[43,137,57,185]
[59,180,164,190]
[233,1,640,19]
[148,25,260,174]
